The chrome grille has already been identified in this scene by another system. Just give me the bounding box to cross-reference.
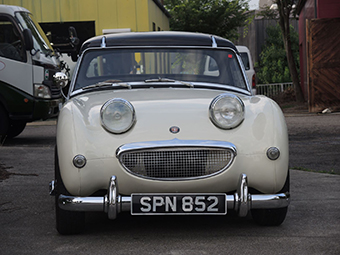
[119,148,234,180]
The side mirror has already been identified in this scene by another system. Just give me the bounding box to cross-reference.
[53,72,69,88]
[23,28,33,51]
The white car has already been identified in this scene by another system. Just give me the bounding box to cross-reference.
[236,45,256,94]
[50,32,290,234]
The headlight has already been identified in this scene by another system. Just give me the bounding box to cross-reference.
[209,93,244,129]
[100,98,136,134]
[34,84,51,99]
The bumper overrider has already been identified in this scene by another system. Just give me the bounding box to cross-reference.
[49,174,290,219]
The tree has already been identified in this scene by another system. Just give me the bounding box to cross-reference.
[257,24,299,84]
[164,0,252,41]
[258,1,304,102]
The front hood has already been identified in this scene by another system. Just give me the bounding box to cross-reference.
[59,87,285,159]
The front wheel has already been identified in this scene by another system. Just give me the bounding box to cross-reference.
[251,171,290,226]
[251,207,288,226]
[55,147,85,235]
[0,104,9,140]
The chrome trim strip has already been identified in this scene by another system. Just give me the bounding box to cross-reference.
[59,195,104,211]
[116,139,237,157]
[56,174,290,219]
[211,36,217,48]
[250,193,291,209]
[101,36,106,48]
[104,176,120,219]
[70,82,252,98]
[49,180,55,196]
[236,174,250,217]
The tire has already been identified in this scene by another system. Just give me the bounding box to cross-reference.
[7,120,26,138]
[251,171,290,226]
[251,207,288,226]
[0,104,9,138]
[55,147,85,235]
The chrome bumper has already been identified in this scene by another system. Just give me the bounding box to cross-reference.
[49,174,290,219]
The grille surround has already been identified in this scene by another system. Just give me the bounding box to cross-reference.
[116,139,236,181]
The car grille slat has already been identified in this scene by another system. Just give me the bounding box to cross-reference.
[119,148,234,180]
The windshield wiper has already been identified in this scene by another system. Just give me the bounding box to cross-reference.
[144,77,194,88]
[82,81,131,90]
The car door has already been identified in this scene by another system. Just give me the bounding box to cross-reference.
[0,15,33,97]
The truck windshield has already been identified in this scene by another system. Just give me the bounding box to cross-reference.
[74,48,247,91]
[15,12,54,55]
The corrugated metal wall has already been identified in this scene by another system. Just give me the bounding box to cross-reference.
[0,0,169,34]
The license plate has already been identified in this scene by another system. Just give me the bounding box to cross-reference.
[131,194,227,215]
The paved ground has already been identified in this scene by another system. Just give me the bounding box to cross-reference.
[286,112,340,174]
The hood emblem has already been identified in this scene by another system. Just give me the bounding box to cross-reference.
[169,126,180,134]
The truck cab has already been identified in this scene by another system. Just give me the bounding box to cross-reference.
[0,5,63,140]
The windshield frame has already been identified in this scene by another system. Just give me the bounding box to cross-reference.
[70,46,251,97]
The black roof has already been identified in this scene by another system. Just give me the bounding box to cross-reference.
[80,31,237,54]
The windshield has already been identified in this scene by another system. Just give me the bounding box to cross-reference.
[74,48,247,91]
[15,12,54,55]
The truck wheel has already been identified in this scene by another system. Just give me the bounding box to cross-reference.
[55,147,85,235]
[0,105,9,143]
[251,171,290,226]
[7,120,26,138]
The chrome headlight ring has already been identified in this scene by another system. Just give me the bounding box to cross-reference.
[100,98,136,134]
[209,93,245,130]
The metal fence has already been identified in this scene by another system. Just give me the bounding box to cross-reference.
[256,83,294,98]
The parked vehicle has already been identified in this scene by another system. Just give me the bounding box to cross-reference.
[0,5,64,139]
[50,31,290,234]
[236,45,256,94]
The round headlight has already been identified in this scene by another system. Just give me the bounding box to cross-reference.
[100,98,136,134]
[209,93,244,129]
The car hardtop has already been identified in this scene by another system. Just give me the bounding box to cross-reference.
[80,31,239,54]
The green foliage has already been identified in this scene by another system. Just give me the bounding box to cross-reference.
[256,24,299,84]
[163,0,252,41]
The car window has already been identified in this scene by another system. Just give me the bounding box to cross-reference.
[15,12,54,56]
[239,52,250,70]
[75,48,247,91]
[0,18,24,61]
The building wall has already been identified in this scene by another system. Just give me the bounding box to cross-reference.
[298,0,340,100]
[298,0,315,100]
[318,0,340,18]
[0,0,169,34]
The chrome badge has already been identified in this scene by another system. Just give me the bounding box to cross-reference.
[169,126,180,134]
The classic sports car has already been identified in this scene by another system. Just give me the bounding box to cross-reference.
[50,31,290,234]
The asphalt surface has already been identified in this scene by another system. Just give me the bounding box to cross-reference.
[0,113,339,254]
[286,112,340,174]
